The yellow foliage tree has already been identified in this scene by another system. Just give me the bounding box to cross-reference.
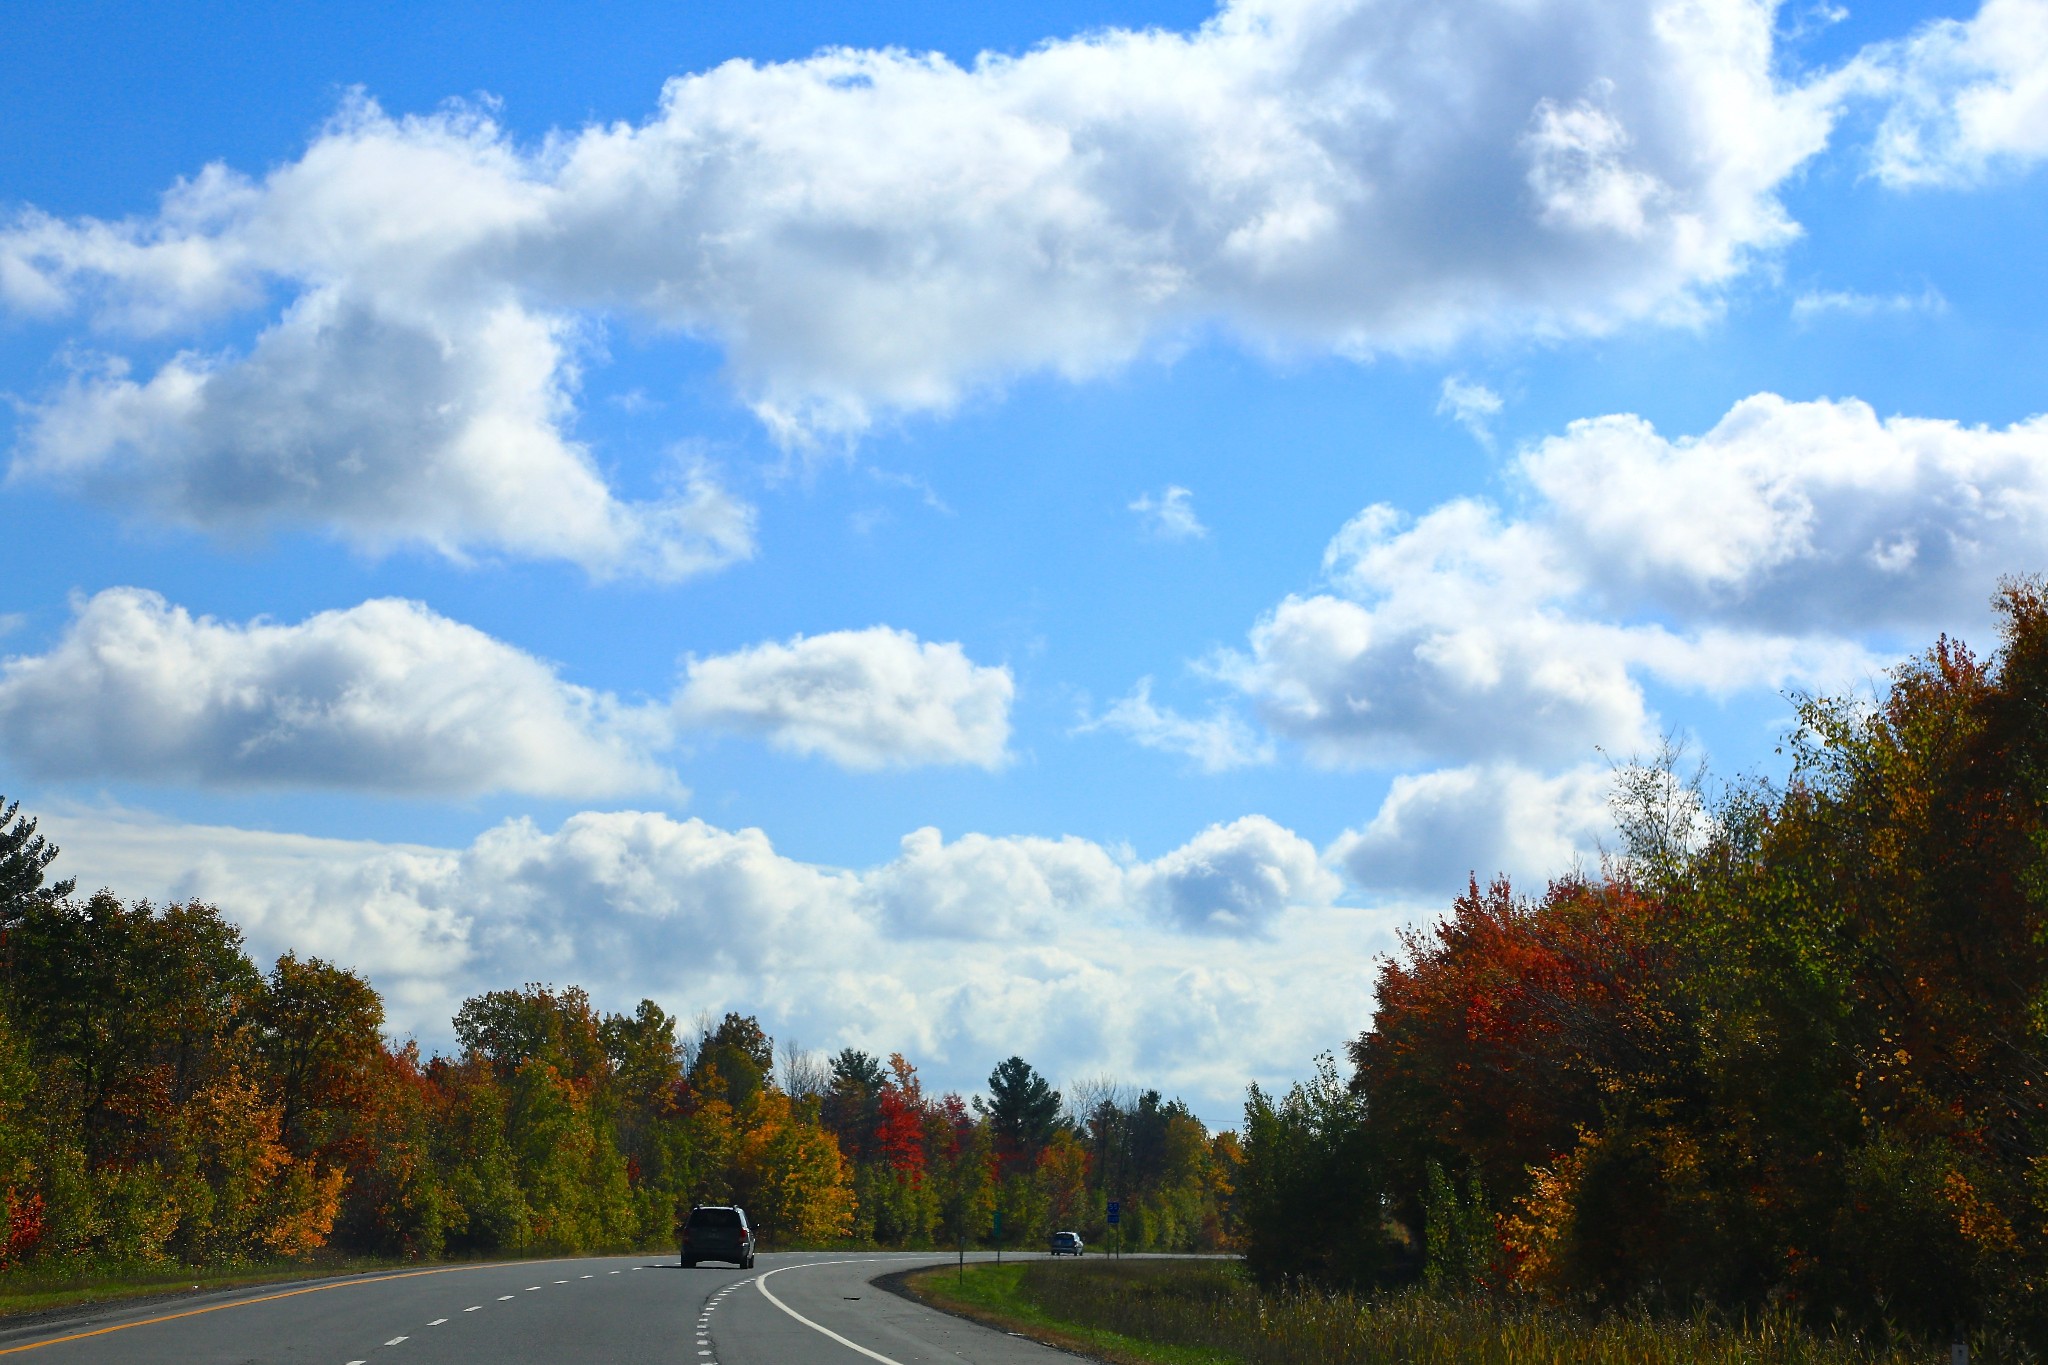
[733,1089,854,1245]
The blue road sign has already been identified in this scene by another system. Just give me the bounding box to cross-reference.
[1107,1200,1121,1225]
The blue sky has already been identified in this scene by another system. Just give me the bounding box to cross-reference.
[2,0,2044,1124]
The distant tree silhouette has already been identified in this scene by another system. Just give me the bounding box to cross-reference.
[978,1055,1060,1173]
[0,797,73,912]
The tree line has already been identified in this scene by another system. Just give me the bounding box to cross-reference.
[1238,580,2048,1350]
[0,816,1239,1268]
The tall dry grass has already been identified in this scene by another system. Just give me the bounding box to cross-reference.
[1017,1260,1943,1365]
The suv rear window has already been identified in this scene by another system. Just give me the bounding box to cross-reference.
[688,1208,743,1228]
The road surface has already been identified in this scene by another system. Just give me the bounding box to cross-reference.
[0,1251,1083,1363]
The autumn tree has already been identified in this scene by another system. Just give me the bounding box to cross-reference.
[454,984,606,1083]
[600,1000,690,1243]
[692,1014,774,1109]
[1,894,261,1167]
[255,952,383,1159]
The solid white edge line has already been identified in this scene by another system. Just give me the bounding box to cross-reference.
[755,1260,903,1365]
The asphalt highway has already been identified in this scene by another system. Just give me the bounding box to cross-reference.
[0,1251,1081,1363]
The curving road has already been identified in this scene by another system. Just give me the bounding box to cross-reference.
[0,1251,1079,1363]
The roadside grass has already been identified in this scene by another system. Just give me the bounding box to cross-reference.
[909,1259,1936,1365]
[907,1262,1238,1365]
[0,1258,414,1319]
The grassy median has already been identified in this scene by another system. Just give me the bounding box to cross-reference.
[0,1258,416,1319]
[906,1260,1236,1365]
[905,1259,1940,1365]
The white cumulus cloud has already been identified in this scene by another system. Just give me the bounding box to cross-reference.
[0,588,672,798]
[675,626,1014,770]
[1211,392,2045,772]
[1519,393,2048,631]
[12,292,756,580]
[0,593,1022,791]
[1134,815,1341,935]
[864,827,1126,939]
[1329,763,1613,895]
[1860,0,2048,187]
[1213,504,1663,768]
[0,0,1855,564]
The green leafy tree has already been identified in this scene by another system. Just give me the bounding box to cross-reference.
[453,984,606,1083]
[0,796,72,909]
[1240,1054,1395,1288]
[692,1014,774,1110]
[600,999,687,1242]
[822,1048,886,1166]
[1,893,261,1166]
[977,1056,1060,1176]
[255,952,383,1158]
[431,1056,525,1253]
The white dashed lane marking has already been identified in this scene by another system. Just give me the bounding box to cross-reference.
[329,1260,653,1365]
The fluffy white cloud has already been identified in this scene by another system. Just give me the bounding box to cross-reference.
[1519,394,2048,630]
[0,593,1018,791]
[1330,763,1613,895]
[0,588,671,797]
[13,292,756,580]
[1130,486,1209,541]
[1213,505,1662,767]
[41,801,1372,1123]
[1,0,1847,558]
[1212,392,2044,771]
[864,827,1125,939]
[1076,678,1272,773]
[1134,815,1340,935]
[1860,0,2048,186]
[675,626,1013,770]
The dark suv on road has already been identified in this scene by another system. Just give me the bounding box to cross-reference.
[681,1204,756,1268]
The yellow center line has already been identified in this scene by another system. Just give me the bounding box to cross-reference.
[0,1260,540,1356]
